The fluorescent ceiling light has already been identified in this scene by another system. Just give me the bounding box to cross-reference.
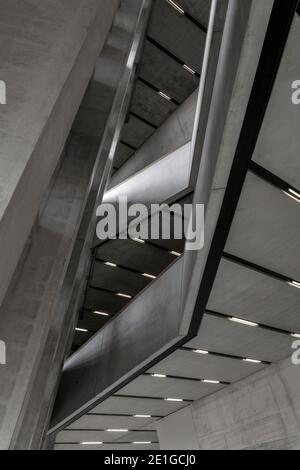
[288,281,300,289]
[183,64,196,74]
[202,379,220,384]
[133,441,152,445]
[283,188,300,203]
[81,442,102,445]
[230,317,258,327]
[133,237,145,244]
[291,333,300,339]
[158,91,171,101]
[170,251,181,257]
[151,373,167,378]
[165,398,183,402]
[193,349,209,355]
[142,273,156,280]
[117,293,132,299]
[166,0,185,14]
[134,414,151,418]
[243,358,262,364]
[106,429,128,432]
[75,328,88,333]
[93,311,109,317]
[105,262,117,267]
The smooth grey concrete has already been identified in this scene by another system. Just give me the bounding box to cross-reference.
[156,357,300,450]
[156,407,200,450]
[0,0,119,309]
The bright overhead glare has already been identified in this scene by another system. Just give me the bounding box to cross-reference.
[117,293,132,299]
[202,379,220,384]
[133,237,145,244]
[291,333,300,339]
[166,0,185,14]
[159,91,172,101]
[243,358,262,364]
[75,328,88,333]
[230,317,258,327]
[165,398,183,402]
[151,373,167,378]
[142,273,156,280]
[183,64,196,74]
[170,251,181,257]
[93,311,109,316]
[105,262,117,267]
[106,429,128,432]
[81,442,102,445]
[134,414,151,418]
[193,349,209,355]
[283,188,300,203]
[288,280,300,289]
[133,441,152,444]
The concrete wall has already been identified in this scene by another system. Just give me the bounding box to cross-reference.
[0,0,119,308]
[157,357,300,450]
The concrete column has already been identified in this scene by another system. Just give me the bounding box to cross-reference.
[157,357,300,450]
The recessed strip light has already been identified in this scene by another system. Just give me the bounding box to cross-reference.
[158,91,172,101]
[142,273,156,280]
[230,317,258,327]
[165,398,183,402]
[81,442,102,445]
[117,293,132,299]
[134,414,151,418]
[105,262,117,267]
[193,349,209,355]
[93,311,109,317]
[166,0,185,14]
[283,188,300,203]
[151,374,167,378]
[202,379,220,384]
[106,429,128,432]
[288,280,300,289]
[291,333,300,339]
[183,64,196,74]
[133,441,152,445]
[75,328,88,333]
[170,251,181,257]
[243,358,262,364]
[133,237,145,244]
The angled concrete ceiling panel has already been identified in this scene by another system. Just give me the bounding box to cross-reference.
[207,259,300,332]
[66,415,158,431]
[225,172,300,281]
[92,395,187,416]
[120,113,154,147]
[84,288,129,314]
[180,0,229,31]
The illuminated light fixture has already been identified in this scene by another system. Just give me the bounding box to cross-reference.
[243,358,262,364]
[151,373,167,378]
[134,414,151,418]
[117,293,132,299]
[283,188,300,203]
[75,328,88,333]
[165,398,183,402]
[202,379,220,384]
[105,262,117,268]
[142,273,156,280]
[133,441,152,444]
[183,64,196,75]
[166,0,185,14]
[93,311,109,317]
[170,251,181,257]
[133,237,145,244]
[291,333,300,339]
[106,429,128,432]
[193,349,209,355]
[81,442,102,445]
[230,317,258,327]
[158,91,171,101]
[288,280,300,289]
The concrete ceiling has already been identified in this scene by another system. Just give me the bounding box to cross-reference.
[54,2,300,452]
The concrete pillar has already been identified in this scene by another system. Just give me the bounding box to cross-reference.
[157,357,300,450]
